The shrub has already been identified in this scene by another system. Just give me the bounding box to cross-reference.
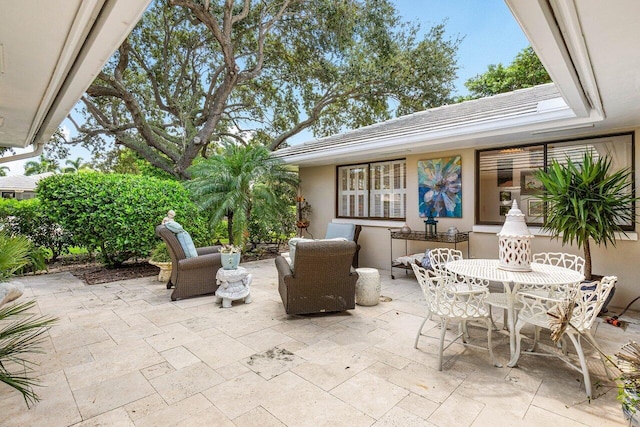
[37,173,208,266]
[0,198,74,261]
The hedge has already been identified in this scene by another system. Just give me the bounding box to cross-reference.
[37,173,208,266]
[0,198,73,261]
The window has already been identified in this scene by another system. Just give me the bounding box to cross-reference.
[476,133,634,228]
[337,159,406,219]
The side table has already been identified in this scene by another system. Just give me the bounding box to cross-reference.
[215,266,252,308]
[355,268,381,306]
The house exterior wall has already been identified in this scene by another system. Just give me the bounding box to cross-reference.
[299,131,640,308]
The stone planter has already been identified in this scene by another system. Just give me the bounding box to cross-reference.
[221,252,241,270]
[149,260,172,282]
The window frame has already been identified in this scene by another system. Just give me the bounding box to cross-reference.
[475,132,636,230]
[336,158,407,221]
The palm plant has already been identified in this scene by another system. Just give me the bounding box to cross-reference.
[23,155,59,176]
[186,143,299,246]
[536,151,638,280]
[0,300,56,407]
[0,232,56,407]
[0,234,31,280]
[62,157,90,173]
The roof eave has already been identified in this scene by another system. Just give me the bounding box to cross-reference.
[278,99,604,166]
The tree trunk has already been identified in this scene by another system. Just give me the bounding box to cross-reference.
[583,239,592,280]
[227,211,234,245]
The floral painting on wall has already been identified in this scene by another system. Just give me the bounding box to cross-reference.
[418,155,462,218]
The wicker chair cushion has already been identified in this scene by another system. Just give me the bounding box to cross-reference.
[164,220,198,258]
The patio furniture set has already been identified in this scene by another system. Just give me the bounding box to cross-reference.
[411,247,615,399]
[155,209,615,400]
[155,220,370,313]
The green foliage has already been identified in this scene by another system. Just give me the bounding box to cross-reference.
[0,233,31,280]
[101,148,177,180]
[0,300,57,407]
[62,157,91,174]
[23,155,60,176]
[249,200,296,246]
[0,166,9,177]
[186,143,299,247]
[150,242,171,263]
[461,46,551,100]
[536,151,638,279]
[37,173,208,266]
[0,198,74,261]
[73,0,460,178]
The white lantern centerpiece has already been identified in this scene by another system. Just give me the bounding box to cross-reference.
[497,200,534,272]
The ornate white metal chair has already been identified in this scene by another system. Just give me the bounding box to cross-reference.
[428,248,488,292]
[485,252,586,331]
[526,252,585,295]
[429,248,500,331]
[511,276,617,398]
[507,252,586,338]
[411,263,500,371]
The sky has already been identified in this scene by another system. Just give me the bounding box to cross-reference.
[2,0,529,176]
[394,0,530,95]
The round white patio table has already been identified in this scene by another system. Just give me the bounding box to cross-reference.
[445,259,584,367]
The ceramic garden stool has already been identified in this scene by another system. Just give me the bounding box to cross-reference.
[355,267,381,306]
[215,266,253,308]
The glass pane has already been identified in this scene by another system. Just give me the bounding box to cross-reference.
[477,145,545,224]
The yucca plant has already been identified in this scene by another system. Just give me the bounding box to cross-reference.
[0,232,56,407]
[536,151,638,280]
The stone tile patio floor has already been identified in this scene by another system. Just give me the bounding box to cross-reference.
[0,258,637,426]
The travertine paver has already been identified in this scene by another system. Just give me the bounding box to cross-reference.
[0,258,636,426]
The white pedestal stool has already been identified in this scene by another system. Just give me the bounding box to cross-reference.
[355,268,381,306]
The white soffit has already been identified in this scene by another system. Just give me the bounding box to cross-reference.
[0,0,150,150]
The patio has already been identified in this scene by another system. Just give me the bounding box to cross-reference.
[0,258,636,426]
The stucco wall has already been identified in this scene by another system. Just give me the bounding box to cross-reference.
[298,136,640,309]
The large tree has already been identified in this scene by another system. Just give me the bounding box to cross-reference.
[65,0,460,179]
[461,46,551,100]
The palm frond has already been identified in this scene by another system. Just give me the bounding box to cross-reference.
[0,300,57,407]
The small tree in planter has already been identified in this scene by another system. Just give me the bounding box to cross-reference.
[535,151,638,280]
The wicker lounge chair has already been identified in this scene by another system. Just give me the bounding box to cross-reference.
[275,240,358,315]
[155,224,222,301]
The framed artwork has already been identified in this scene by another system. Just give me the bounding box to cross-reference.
[418,155,462,218]
[520,170,544,195]
[528,199,544,218]
[499,205,510,216]
[499,191,511,202]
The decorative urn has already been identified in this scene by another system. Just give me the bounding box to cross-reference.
[497,200,534,272]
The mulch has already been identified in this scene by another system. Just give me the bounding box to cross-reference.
[43,246,282,285]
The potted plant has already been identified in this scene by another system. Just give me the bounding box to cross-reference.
[220,244,242,270]
[535,151,638,310]
[149,242,172,282]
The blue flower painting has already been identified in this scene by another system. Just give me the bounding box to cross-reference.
[418,156,462,218]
